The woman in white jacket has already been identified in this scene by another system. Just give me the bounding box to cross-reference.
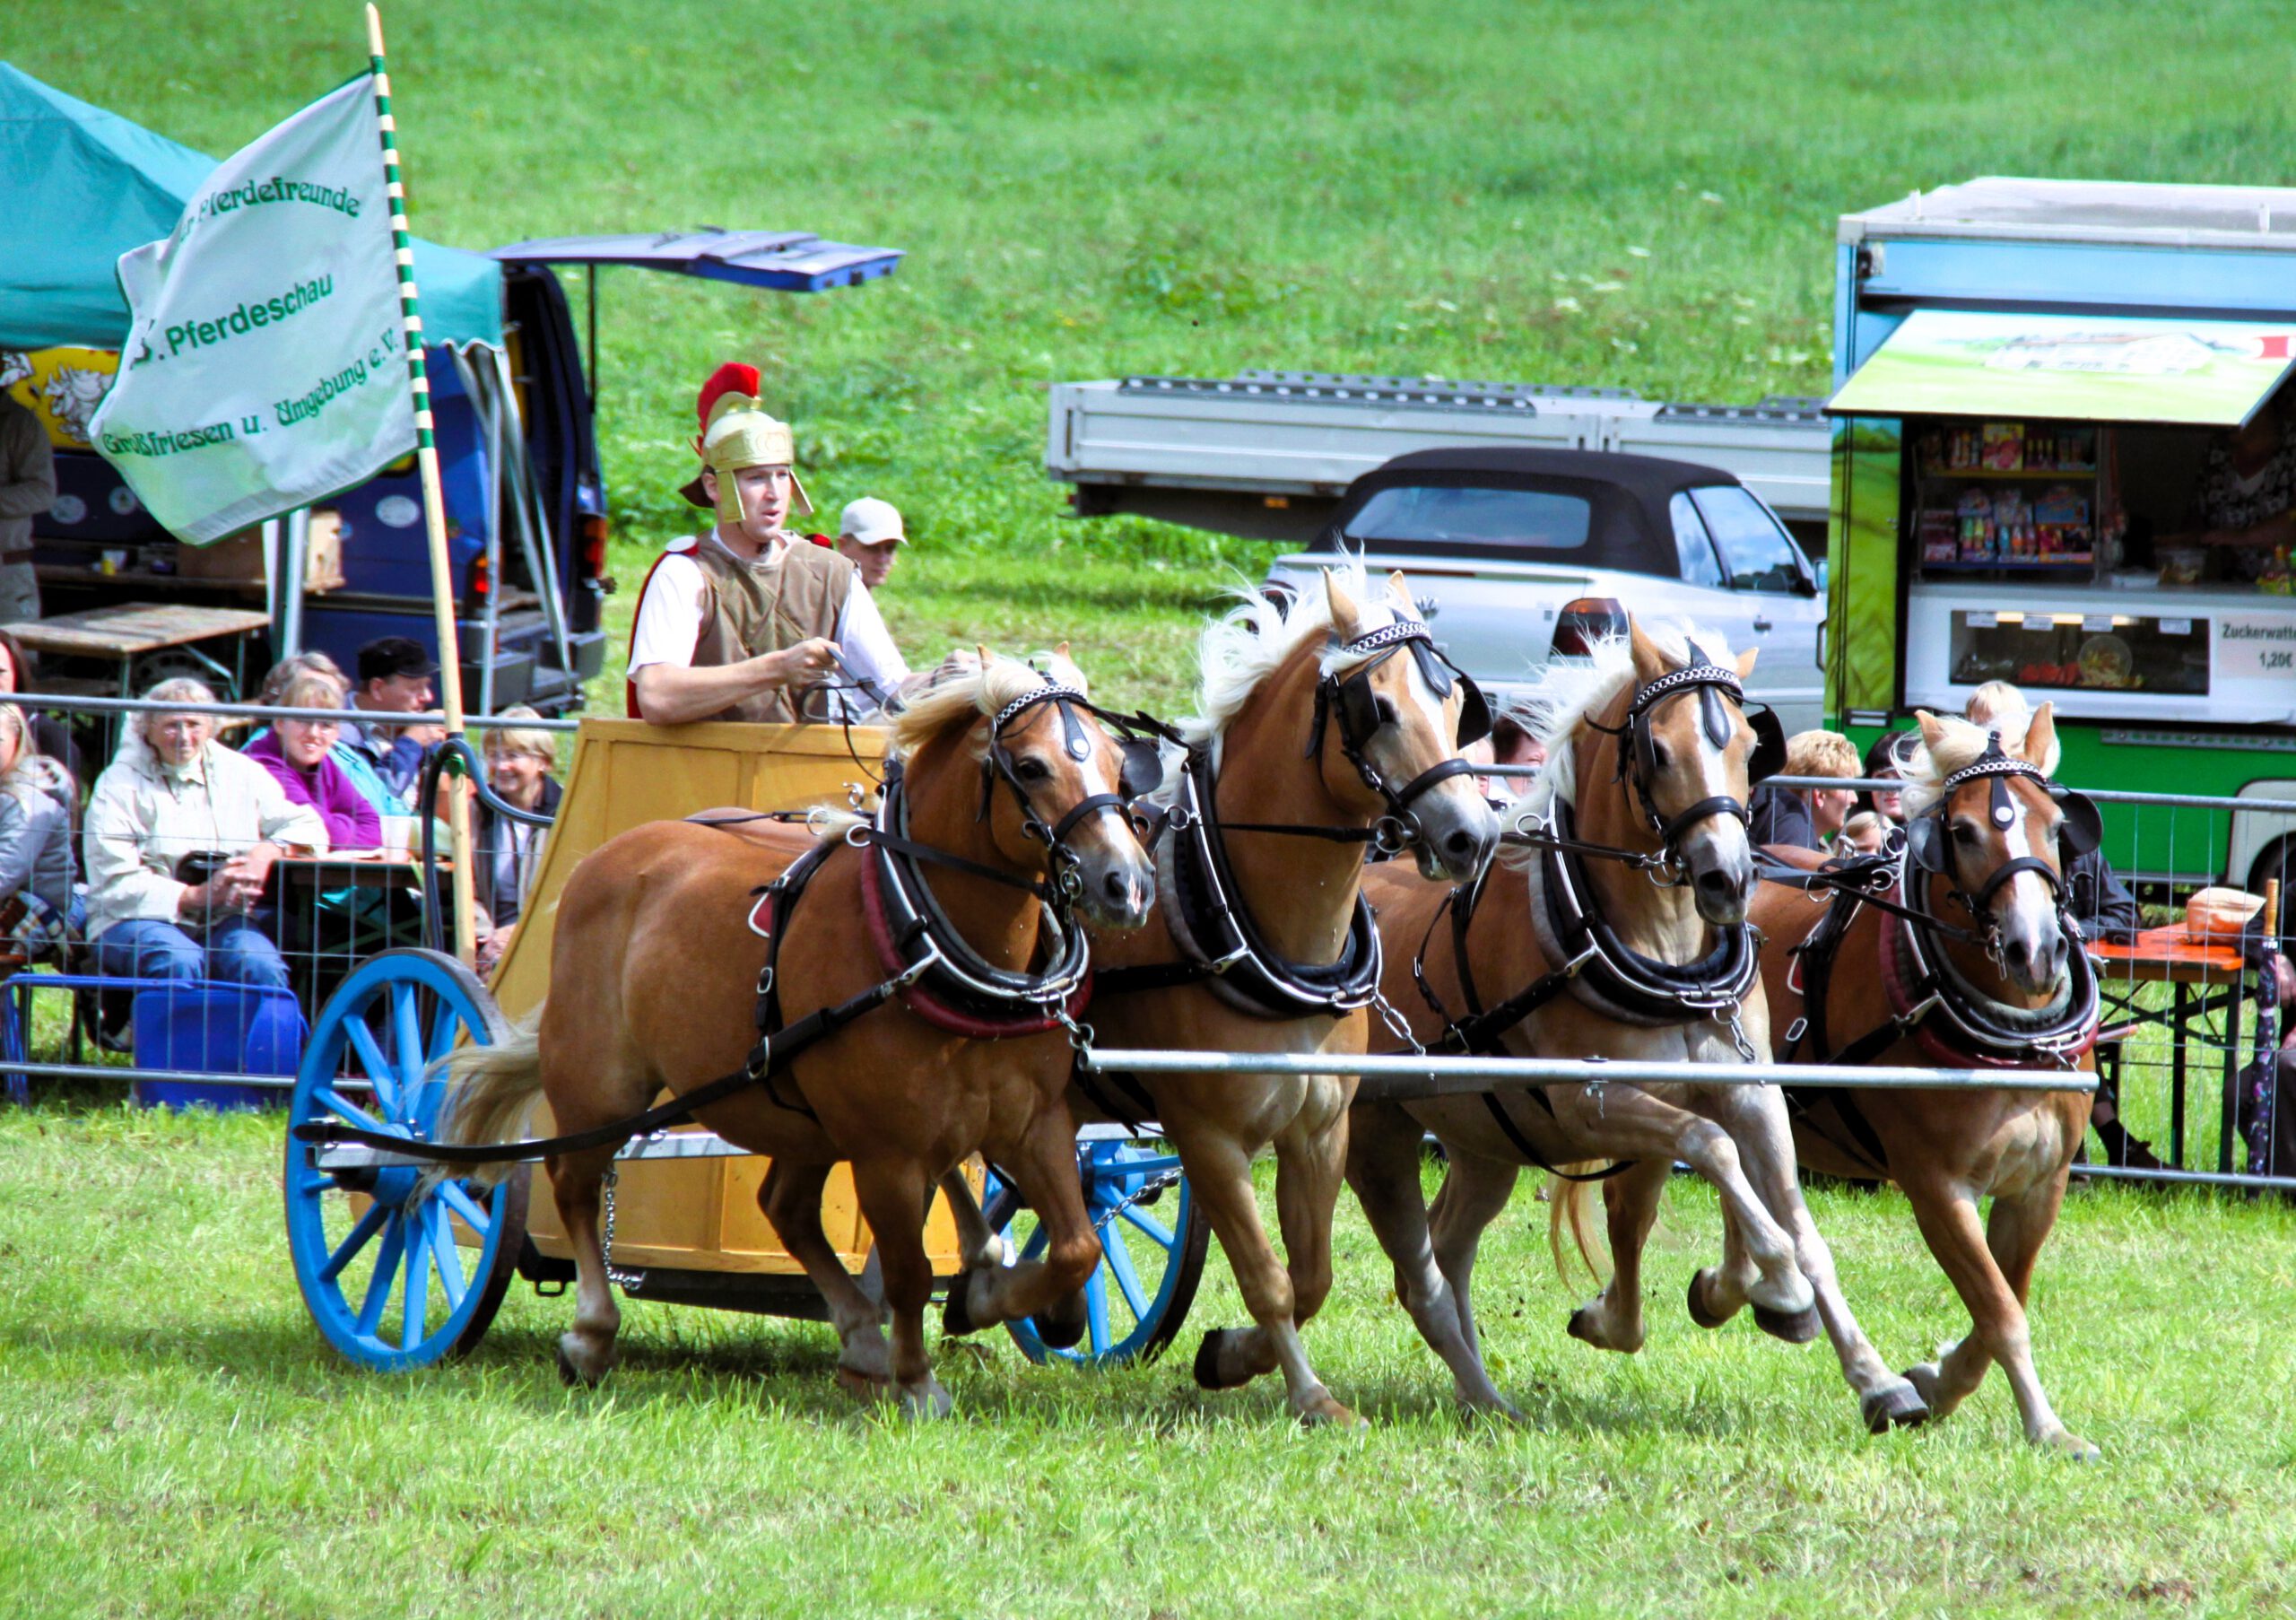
[84,678,326,989]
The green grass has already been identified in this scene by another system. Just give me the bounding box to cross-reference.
[13,1,2296,1612]
[5,1104,2296,1617]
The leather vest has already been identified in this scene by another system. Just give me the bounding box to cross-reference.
[680,534,855,723]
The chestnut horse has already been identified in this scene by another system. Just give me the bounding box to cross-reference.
[437,653,1157,1416]
[954,563,1498,1424]
[1751,705,2103,1457]
[1351,621,1929,1433]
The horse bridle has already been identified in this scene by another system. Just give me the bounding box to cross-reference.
[1581,641,1785,864]
[1901,734,2102,927]
[1303,619,1492,851]
[977,676,1166,897]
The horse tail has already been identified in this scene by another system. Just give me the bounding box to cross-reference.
[1545,1169,1607,1287]
[427,1005,547,1193]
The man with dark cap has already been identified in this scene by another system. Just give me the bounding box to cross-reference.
[340,635,441,803]
[626,363,908,726]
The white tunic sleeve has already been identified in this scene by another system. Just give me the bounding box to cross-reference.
[626,552,710,674]
[831,579,910,716]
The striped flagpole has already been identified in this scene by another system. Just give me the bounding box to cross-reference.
[367,3,477,966]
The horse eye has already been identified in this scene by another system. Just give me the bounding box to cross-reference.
[1952,821,1980,843]
[1374,695,1398,727]
[1014,756,1052,781]
[1648,741,1670,772]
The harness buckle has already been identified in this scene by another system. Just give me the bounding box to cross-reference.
[744,1036,774,1083]
[1895,989,1943,1030]
[1207,944,1251,976]
[1560,941,1601,979]
[1782,1015,1808,1048]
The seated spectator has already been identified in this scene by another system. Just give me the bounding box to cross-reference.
[1964,679,2030,736]
[251,652,409,829]
[1749,729,1859,851]
[0,625,85,788]
[0,702,76,957]
[1859,730,1918,824]
[341,637,443,803]
[473,707,561,973]
[1837,809,1888,858]
[83,679,326,989]
[1464,715,1547,802]
[243,670,383,850]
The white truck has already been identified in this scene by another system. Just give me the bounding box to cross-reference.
[1044,370,1831,552]
[1046,371,1834,726]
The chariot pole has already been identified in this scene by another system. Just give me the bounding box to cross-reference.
[365,3,476,964]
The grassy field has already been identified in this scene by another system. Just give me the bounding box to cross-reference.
[6,1106,2296,1619]
[11,0,2296,1614]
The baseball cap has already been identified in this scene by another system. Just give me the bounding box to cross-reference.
[839,497,905,545]
[356,635,439,684]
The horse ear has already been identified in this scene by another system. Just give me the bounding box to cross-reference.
[1735,645,1759,679]
[1387,570,1414,609]
[1323,567,1362,636]
[2022,701,2059,771]
[1914,709,1949,753]
[1626,616,1666,675]
[1055,640,1070,658]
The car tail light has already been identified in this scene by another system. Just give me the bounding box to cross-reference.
[580,513,610,578]
[1550,597,1627,658]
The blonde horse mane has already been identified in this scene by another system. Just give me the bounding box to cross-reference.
[1172,555,1408,758]
[1900,710,2061,820]
[886,649,1089,763]
[1499,623,1733,867]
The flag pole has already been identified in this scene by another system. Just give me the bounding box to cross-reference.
[366,2,476,966]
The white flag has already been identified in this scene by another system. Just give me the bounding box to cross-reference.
[87,74,413,544]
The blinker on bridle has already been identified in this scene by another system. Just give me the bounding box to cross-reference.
[1904,732,2102,919]
[1304,619,1492,848]
[1586,640,1785,858]
[977,678,1161,881]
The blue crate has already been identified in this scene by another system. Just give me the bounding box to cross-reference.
[130,983,308,1110]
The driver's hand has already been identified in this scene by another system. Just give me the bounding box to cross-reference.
[774,639,840,685]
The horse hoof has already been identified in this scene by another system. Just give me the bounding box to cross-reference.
[1566,1306,1599,1346]
[1034,1289,1090,1351]
[835,1364,893,1401]
[554,1337,610,1389]
[1685,1269,1731,1331]
[1193,1328,1252,1390]
[898,1380,954,1421]
[1296,1393,1367,1429]
[940,1275,980,1338]
[1861,1383,1930,1434]
[1752,1302,1822,1345]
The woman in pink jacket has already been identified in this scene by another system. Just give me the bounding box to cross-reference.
[242,671,383,849]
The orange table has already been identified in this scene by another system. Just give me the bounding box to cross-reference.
[2087,925,2259,1173]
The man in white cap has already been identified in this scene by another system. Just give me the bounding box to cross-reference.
[626,363,909,726]
[836,497,905,592]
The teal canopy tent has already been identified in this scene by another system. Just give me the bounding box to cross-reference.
[0,62,503,352]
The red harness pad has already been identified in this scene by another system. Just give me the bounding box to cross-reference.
[1880,906,2097,1068]
[858,840,1090,1039]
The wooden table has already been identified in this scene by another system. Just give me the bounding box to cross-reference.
[267,854,442,1008]
[2087,925,2259,1173]
[2,602,273,698]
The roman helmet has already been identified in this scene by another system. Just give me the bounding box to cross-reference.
[676,361,813,526]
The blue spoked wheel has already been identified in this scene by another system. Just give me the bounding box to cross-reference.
[982,1135,1209,1365]
[284,949,529,1372]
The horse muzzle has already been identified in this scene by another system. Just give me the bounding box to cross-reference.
[1076,849,1156,930]
[1410,788,1500,884]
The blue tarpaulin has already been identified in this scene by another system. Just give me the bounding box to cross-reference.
[0,62,504,353]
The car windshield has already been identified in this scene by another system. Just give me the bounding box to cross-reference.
[1686,484,1807,591]
[1342,485,1593,551]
